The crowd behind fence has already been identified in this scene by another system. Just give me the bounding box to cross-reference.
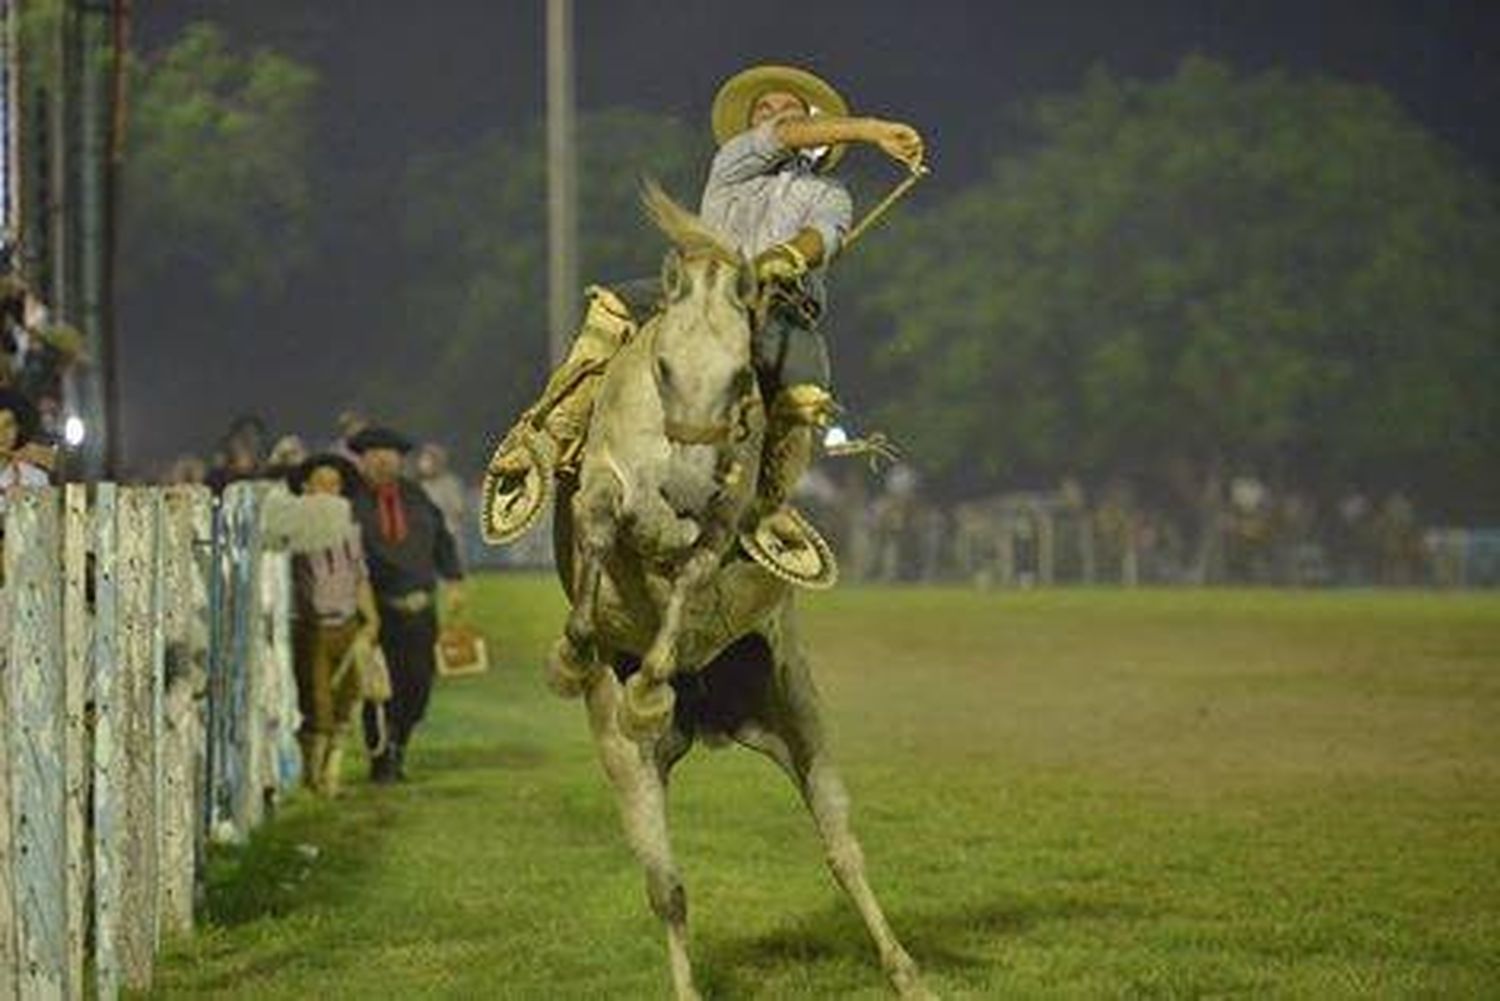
[474,467,1500,589]
[1,481,298,1000]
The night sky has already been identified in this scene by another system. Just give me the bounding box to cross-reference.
[126,0,1498,468]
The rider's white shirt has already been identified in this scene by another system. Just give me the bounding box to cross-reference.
[700,120,853,311]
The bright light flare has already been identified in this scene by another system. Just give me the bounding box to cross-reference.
[823,425,849,448]
[63,415,86,447]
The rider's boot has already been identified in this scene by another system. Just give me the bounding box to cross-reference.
[754,384,837,546]
[490,286,637,477]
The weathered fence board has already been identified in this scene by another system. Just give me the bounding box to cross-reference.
[7,489,67,1000]
[91,484,122,1001]
[0,502,16,1001]
[2,481,292,999]
[261,550,297,795]
[117,487,163,991]
[159,487,210,935]
[62,485,88,999]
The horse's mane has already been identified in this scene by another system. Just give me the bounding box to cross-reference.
[641,179,740,267]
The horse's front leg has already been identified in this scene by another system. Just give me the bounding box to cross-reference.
[586,668,701,1000]
[620,529,726,740]
[548,472,621,698]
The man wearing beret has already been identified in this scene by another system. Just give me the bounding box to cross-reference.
[348,426,466,783]
[486,63,924,553]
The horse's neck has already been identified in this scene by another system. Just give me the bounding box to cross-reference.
[594,318,666,437]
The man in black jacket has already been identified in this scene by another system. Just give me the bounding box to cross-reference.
[348,426,466,782]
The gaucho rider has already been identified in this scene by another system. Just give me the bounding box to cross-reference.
[486,64,924,564]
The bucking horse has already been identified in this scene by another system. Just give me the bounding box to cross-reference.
[538,184,932,1000]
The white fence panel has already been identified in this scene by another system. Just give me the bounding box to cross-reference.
[1,481,292,1000]
[5,489,67,1000]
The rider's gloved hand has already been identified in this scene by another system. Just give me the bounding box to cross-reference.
[753,242,810,285]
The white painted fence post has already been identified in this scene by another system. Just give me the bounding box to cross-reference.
[0,495,16,1001]
[158,486,210,935]
[213,482,268,841]
[92,483,121,1001]
[6,488,68,1000]
[117,487,163,991]
[3,480,287,998]
[62,485,89,998]
[260,548,297,798]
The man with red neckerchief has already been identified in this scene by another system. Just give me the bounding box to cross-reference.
[347,426,465,783]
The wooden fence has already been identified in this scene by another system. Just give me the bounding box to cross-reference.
[0,481,296,1000]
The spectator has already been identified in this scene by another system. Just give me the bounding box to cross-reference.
[284,454,380,797]
[206,414,269,494]
[0,387,49,497]
[332,408,369,460]
[414,443,468,562]
[1375,493,1422,586]
[347,426,465,784]
[266,435,309,478]
[167,454,208,485]
[0,388,49,582]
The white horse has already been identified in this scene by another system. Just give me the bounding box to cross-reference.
[546,185,933,1000]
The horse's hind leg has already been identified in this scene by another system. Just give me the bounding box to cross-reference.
[586,668,700,1001]
[735,631,933,999]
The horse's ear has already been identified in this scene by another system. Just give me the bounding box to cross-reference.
[661,249,688,301]
[735,254,758,309]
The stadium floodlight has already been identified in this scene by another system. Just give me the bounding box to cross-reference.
[64,415,86,447]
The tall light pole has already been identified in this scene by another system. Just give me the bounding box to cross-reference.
[545,0,577,365]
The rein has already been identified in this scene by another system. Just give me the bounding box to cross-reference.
[663,418,733,447]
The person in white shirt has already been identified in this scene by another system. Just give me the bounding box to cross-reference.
[0,387,50,495]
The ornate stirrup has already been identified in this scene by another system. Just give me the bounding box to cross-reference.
[481,429,557,546]
[738,386,840,590]
[741,506,838,590]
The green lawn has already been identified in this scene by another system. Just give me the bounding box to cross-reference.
[147,578,1500,999]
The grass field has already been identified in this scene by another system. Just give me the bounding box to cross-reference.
[147,577,1500,999]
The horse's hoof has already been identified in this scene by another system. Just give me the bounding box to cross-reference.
[546,638,595,698]
[885,948,934,1000]
[620,673,674,741]
[641,645,675,684]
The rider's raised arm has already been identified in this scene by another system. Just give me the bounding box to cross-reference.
[775,115,925,170]
[704,118,798,189]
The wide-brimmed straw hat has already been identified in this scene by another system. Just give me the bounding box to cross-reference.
[710,64,851,171]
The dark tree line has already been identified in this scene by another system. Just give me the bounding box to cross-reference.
[125,30,1499,519]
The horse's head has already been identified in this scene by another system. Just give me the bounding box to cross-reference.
[642,182,758,448]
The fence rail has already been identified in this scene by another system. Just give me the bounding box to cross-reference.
[1,481,295,1000]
